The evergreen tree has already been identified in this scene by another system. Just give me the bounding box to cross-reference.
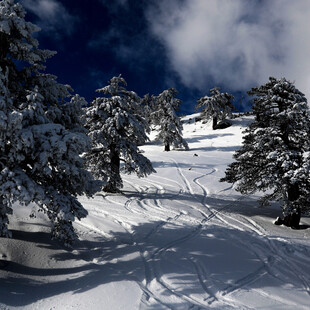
[0,0,97,245]
[196,87,234,129]
[221,77,310,228]
[153,88,188,151]
[140,93,156,127]
[85,75,155,193]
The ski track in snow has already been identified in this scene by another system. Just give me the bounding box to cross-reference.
[75,149,310,310]
[122,153,309,309]
[2,116,310,310]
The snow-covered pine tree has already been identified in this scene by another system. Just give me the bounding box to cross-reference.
[196,87,234,129]
[221,77,310,228]
[84,75,155,193]
[0,0,97,245]
[152,88,188,151]
[140,93,156,127]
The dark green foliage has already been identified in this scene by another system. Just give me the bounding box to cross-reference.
[152,88,189,151]
[84,75,155,192]
[196,87,234,129]
[221,77,310,224]
[0,0,97,245]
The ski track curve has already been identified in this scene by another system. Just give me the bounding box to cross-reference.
[134,155,254,308]
[135,156,243,308]
[77,151,310,309]
[216,210,310,304]
[120,173,207,308]
[158,156,308,308]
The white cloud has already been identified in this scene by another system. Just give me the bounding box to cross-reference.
[21,0,77,36]
[146,0,310,99]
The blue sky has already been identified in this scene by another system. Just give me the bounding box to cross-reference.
[20,0,310,114]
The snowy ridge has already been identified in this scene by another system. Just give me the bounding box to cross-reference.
[0,114,310,310]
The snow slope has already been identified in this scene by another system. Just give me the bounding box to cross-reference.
[1,114,310,310]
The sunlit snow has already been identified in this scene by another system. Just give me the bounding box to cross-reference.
[0,114,309,310]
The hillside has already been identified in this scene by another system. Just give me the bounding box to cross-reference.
[0,114,310,310]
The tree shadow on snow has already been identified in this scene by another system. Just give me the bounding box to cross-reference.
[151,160,229,171]
[185,133,234,144]
[1,208,310,308]
[188,145,240,153]
[168,133,240,153]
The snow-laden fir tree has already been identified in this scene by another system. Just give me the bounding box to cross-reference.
[221,77,310,228]
[196,87,234,129]
[152,88,188,151]
[0,0,98,245]
[84,75,155,193]
[140,93,156,127]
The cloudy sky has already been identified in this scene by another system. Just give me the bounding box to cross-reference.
[20,0,310,113]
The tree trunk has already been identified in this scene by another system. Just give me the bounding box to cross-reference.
[274,184,301,228]
[104,145,121,193]
[0,196,12,237]
[275,208,301,229]
[287,183,300,201]
[212,116,218,130]
[283,208,301,229]
[164,142,170,152]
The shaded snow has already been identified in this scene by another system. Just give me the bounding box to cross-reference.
[1,114,310,309]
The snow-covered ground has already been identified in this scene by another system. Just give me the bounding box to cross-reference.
[1,114,310,310]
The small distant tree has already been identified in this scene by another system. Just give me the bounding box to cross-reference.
[196,87,234,129]
[221,77,310,228]
[152,88,188,151]
[85,75,155,193]
[0,0,97,245]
